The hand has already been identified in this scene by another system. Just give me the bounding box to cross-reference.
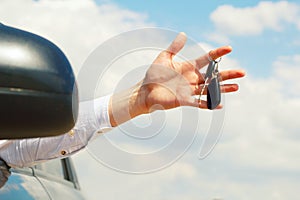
[109,33,245,126]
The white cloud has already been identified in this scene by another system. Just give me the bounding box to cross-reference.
[2,0,300,199]
[210,1,300,36]
[0,0,153,71]
[75,51,300,199]
[73,1,300,197]
[73,149,200,200]
[213,53,300,173]
[205,32,231,45]
[272,54,300,97]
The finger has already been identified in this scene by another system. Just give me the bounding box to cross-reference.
[193,46,232,70]
[220,84,239,93]
[165,32,187,57]
[208,46,232,61]
[197,70,245,85]
[219,69,246,81]
[193,84,239,95]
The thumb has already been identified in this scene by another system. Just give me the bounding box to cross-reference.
[165,32,187,57]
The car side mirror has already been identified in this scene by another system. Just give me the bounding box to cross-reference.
[0,23,78,139]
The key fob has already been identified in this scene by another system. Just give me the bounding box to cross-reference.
[207,75,221,110]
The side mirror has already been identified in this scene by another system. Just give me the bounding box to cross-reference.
[0,23,78,139]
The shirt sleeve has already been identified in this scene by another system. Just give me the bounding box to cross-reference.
[0,94,112,168]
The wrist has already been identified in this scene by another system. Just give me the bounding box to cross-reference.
[109,81,149,127]
[130,82,149,117]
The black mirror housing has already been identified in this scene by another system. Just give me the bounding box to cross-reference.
[0,23,78,139]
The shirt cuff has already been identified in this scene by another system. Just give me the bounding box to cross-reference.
[93,94,112,131]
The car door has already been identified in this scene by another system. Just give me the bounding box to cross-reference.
[0,157,85,200]
[33,157,85,200]
[0,167,51,200]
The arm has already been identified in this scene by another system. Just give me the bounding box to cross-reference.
[0,33,245,168]
[109,32,245,126]
[0,95,111,168]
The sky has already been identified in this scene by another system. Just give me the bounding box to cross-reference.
[97,0,300,77]
[1,0,300,199]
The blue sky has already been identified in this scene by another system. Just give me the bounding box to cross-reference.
[1,0,300,199]
[96,0,300,77]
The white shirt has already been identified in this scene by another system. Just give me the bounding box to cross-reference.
[0,95,112,168]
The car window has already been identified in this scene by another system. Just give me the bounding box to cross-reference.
[31,158,84,199]
[34,159,64,179]
[33,158,80,190]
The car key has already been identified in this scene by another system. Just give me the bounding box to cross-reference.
[198,59,221,110]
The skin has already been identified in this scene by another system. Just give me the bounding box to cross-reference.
[109,32,246,127]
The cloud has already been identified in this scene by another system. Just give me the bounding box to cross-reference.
[273,54,300,97]
[76,51,300,199]
[74,150,200,200]
[204,32,231,45]
[2,0,300,199]
[73,1,300,198]
[210,1,300,36]
[214,52,300,175]
[0,0,153,71]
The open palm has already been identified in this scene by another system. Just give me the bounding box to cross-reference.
[141,32,245,111]
[109,33,246,126]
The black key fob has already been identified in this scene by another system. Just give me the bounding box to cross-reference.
[207,74,221,110]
